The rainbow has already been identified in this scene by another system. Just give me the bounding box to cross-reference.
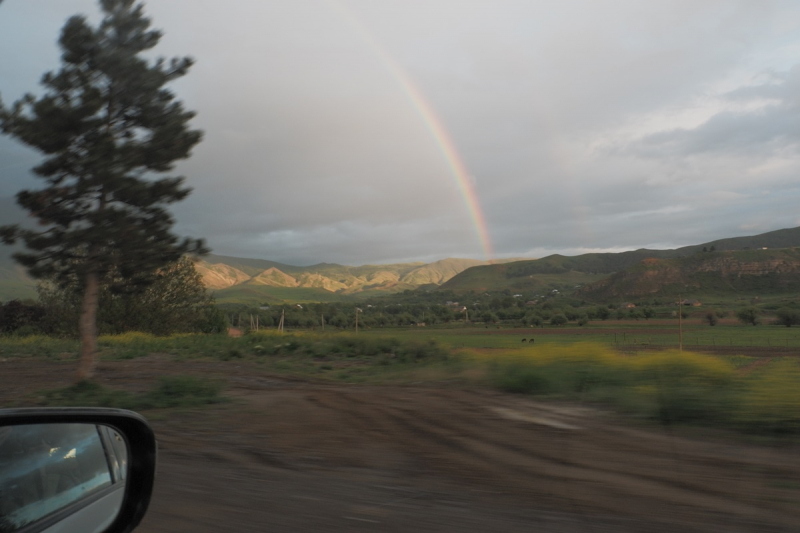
[326,1,494,261]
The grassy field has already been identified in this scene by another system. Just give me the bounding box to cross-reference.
[1,324,798,435]
[356,320,800,350]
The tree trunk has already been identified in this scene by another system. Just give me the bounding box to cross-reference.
[77,271,99,381]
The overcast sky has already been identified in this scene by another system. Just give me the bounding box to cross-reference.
[2,0,800,266]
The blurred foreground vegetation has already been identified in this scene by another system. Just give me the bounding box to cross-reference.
[42,376,226,411]
[483,344,800,434]
[1,330,798,436]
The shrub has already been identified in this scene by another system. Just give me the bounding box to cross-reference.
[0,300,45,335]
[738,359,800,434]
[490,344,630,396]
[736,307,760,326]
[775,308,800,328]
[632,351,736,423]
[41,381,137,409]
[488,345,747,426]
[592,306,610,320]
[220,349,243,361]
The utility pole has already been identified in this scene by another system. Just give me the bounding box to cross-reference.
[321,313,324,331]
[355,308,362,333]
[678,295,683,352]
[278,309,285,333]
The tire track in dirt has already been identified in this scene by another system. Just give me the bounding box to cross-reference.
[382,402,735,522]
[306,388,798,530]
[425,389,800,496]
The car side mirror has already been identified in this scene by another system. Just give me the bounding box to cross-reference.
[0,408,156,533]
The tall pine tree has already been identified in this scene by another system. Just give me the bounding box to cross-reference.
[0,0,206,379]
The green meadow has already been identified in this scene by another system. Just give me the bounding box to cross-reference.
[356,321,800,350]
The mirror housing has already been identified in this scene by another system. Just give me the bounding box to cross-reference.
[0,408,156,533]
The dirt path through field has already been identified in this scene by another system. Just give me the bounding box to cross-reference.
[3,357,799,532]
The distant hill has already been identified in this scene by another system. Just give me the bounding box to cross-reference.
[5,225,800,303]
[0,249,490,303]
[442,226,800,294]
[577,248,800,301]
[200,257,498,303]
[193,261,251,290]
[400,258,486,285]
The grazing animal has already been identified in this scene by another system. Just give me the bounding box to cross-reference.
[521,338,527,343]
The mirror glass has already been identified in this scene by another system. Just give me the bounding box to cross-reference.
[0,423,128,533]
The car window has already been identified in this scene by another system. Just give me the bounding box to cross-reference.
[0,423,113,532]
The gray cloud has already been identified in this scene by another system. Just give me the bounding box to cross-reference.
[631,68,800,158]
[2,0,800,265]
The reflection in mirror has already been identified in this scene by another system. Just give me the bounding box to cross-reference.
[0,423,127,533]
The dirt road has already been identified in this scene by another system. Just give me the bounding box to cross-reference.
[3,357,799,532]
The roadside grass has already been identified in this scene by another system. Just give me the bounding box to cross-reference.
[0,330,458,383]
[242,331,457,383]
[39,376,226,410]
[3,328,799,434]
[0,335,79,359]
[479,343,799,434]
[736,358,800,434]
[5,322,800,359]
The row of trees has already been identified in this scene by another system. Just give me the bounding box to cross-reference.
[1,257,225,336]
[726,307,800,327]
[223,302,655,330]
[220,298,800,331]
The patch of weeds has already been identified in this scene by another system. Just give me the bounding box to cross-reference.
[634,350,737,424]
[41,381,137,409]
[737,358,800,434]
[285,340,302,352]
[220,349,243,361]
[139,376,225,409]
[39,376,225,410]
[394,339,448,363]
[376,354,393,366]
[113,347,149,360]
[0,336,79,359]
[490,361,551,394]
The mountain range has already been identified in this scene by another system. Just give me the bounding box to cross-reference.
[575,248,800,301]
[441,226,800,300]
[3,225,800,303]
[0,250,502,303]
[197,255,497,302]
